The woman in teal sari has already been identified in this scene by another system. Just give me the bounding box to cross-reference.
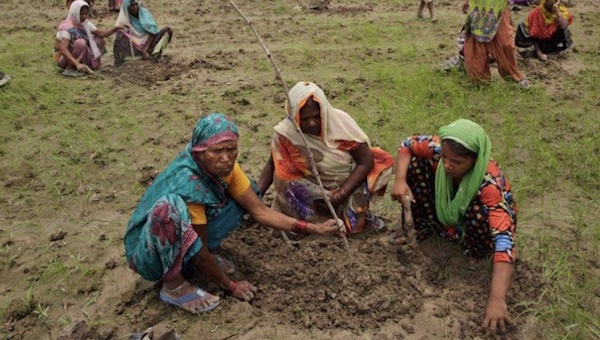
[125,113,339,314]
[113,0,172,65]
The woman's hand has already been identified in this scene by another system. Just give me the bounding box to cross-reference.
[313,189,345,215]
[231,280,257,302]
[391,180,414,204]
[308,219,342,235]
[142,51,151,60]
[76,63,94,74]
[482,296,510,333]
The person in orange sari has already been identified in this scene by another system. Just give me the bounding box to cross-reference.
[461,0,528,87]
[258,81,394,235]
[515,0,574,61]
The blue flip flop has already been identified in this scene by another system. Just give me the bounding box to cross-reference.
[159,286,220,314]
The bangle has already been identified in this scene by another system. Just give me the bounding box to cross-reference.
[292,220,310,235]
[333,188,347,203]
[225,280,237,295]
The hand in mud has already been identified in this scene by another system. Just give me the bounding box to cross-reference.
[232,280,257,302]
[76,63,94,74]
[309,219,342,235]
[142,51,151,60]
[482,297,511,333]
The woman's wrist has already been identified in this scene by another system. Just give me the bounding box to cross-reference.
[224,280,237,295]
[292,219,310,235]
[333,188,347,203]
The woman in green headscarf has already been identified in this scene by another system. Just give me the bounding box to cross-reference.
[390,119,517,333]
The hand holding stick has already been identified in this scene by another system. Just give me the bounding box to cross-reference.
[228,0,349,253]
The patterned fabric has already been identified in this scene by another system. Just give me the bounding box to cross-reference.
[125,113,246,281]
[113,27,172,65]
[466,0,509,43]
[521,3,573,40]
[270,82,394,234]
[463,8,525,83]
[399,135,517,263]
[435,119,491,227]
[128,192,249,282]
[57,0,102,59]
[115,0,160,46]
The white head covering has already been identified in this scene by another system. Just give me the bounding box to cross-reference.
[62,0,102,59]
[277,81,370,149]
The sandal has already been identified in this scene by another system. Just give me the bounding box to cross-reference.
[214,254,235,275]
[61,69,85,77]
[159,284,220,314]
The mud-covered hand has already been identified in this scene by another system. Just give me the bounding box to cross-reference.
[482,297,511,333]
[307,219,342,235]
[232,280,257,302]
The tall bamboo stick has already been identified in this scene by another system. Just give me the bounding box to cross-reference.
[228,0,349,253]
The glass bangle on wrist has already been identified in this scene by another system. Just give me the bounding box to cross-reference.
[292,220,310,235]
[225,280,237,295]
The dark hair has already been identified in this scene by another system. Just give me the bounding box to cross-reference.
[300,96,320,114]
[442,139,477,159]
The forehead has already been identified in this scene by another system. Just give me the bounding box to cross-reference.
[441,141,467,159]
[207,140,238,149]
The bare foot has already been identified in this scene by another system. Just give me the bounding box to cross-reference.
[160,281,220,313]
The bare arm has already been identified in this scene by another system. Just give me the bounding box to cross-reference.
[191,223,231,290]
[142,33,157,59]
[390,151,413,202]
[234,186,338,235]
[483,261,513,333]
[340,143,374,198]
[54,38,84,69]
[554,3,569,30]
[257,155,274,195]
[93,26,122,38]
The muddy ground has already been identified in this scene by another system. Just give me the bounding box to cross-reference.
[1,0,597,339]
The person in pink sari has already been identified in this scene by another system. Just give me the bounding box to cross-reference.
[54,0,123,76]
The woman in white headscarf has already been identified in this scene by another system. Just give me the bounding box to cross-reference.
[258,81,394,235]
[54,0,122,76]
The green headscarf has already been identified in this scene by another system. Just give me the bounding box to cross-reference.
[435,119,492,227]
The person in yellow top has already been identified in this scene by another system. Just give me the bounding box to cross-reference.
[515,0,574,61]
[125,113,339,314]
